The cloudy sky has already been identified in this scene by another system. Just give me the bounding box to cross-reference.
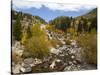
[12,0,96,22]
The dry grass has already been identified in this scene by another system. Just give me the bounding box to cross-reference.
[76,33,97,64]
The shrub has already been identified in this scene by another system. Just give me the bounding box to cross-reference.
[23,24,50,59]
[23,36,50,59]
[31,24,44,37]
[77,33,97,64]
[21,32,28,44]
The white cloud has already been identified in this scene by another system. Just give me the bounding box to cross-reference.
[12,0,96,12]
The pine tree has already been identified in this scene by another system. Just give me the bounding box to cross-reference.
[12,16,22,41]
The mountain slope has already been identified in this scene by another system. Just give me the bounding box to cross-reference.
[12,10,46,26]
[82,8,97,19]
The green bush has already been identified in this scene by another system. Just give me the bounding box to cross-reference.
[23,24,50,59]
[77,33,97,64]
[23,36,50,58]
[31,24,45,37]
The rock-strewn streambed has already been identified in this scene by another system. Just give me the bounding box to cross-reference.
[12,30,97,74]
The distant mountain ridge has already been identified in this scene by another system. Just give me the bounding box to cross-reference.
[12,10,46,25]
[77,8,97,19]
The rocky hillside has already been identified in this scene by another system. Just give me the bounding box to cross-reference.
[83,8,97,19]
[12,10,46,23]
[12,10,47,43]
[12,10,46,27]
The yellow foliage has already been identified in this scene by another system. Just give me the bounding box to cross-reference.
[23,24,51,58]
[67,28,75,33]
[77,33,97,64]
[21,32,28,44]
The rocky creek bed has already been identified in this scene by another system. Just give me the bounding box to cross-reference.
[12,31,97,74]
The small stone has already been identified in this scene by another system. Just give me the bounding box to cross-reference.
[56,45,60,48]
[20,64,32,73]
[70,40,77,47]
[61,40,66,45]
[56,59,61,63]
[59,54,65,57]
[34,58,42,65]
[50,61,55,69]
[68,61,73,65]
[73,60,77,65]
[20,67,25,72]
[77,65,81,68]
[71,55,75,59]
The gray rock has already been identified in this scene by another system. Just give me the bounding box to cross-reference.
[64,64,81,71]
[23,58,42,67]
[34,58,42,65]
[68,61,73,65]
[12,64,21,74]
[73,60,77,65]
[50,47,60,55]
[20,64,32,73]
[50,60,56,69]
[50,59,61,69]
[24,58,34,64]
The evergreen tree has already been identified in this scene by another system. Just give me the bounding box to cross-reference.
[12,16,22,41]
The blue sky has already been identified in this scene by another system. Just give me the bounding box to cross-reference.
[12,0,96,22]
